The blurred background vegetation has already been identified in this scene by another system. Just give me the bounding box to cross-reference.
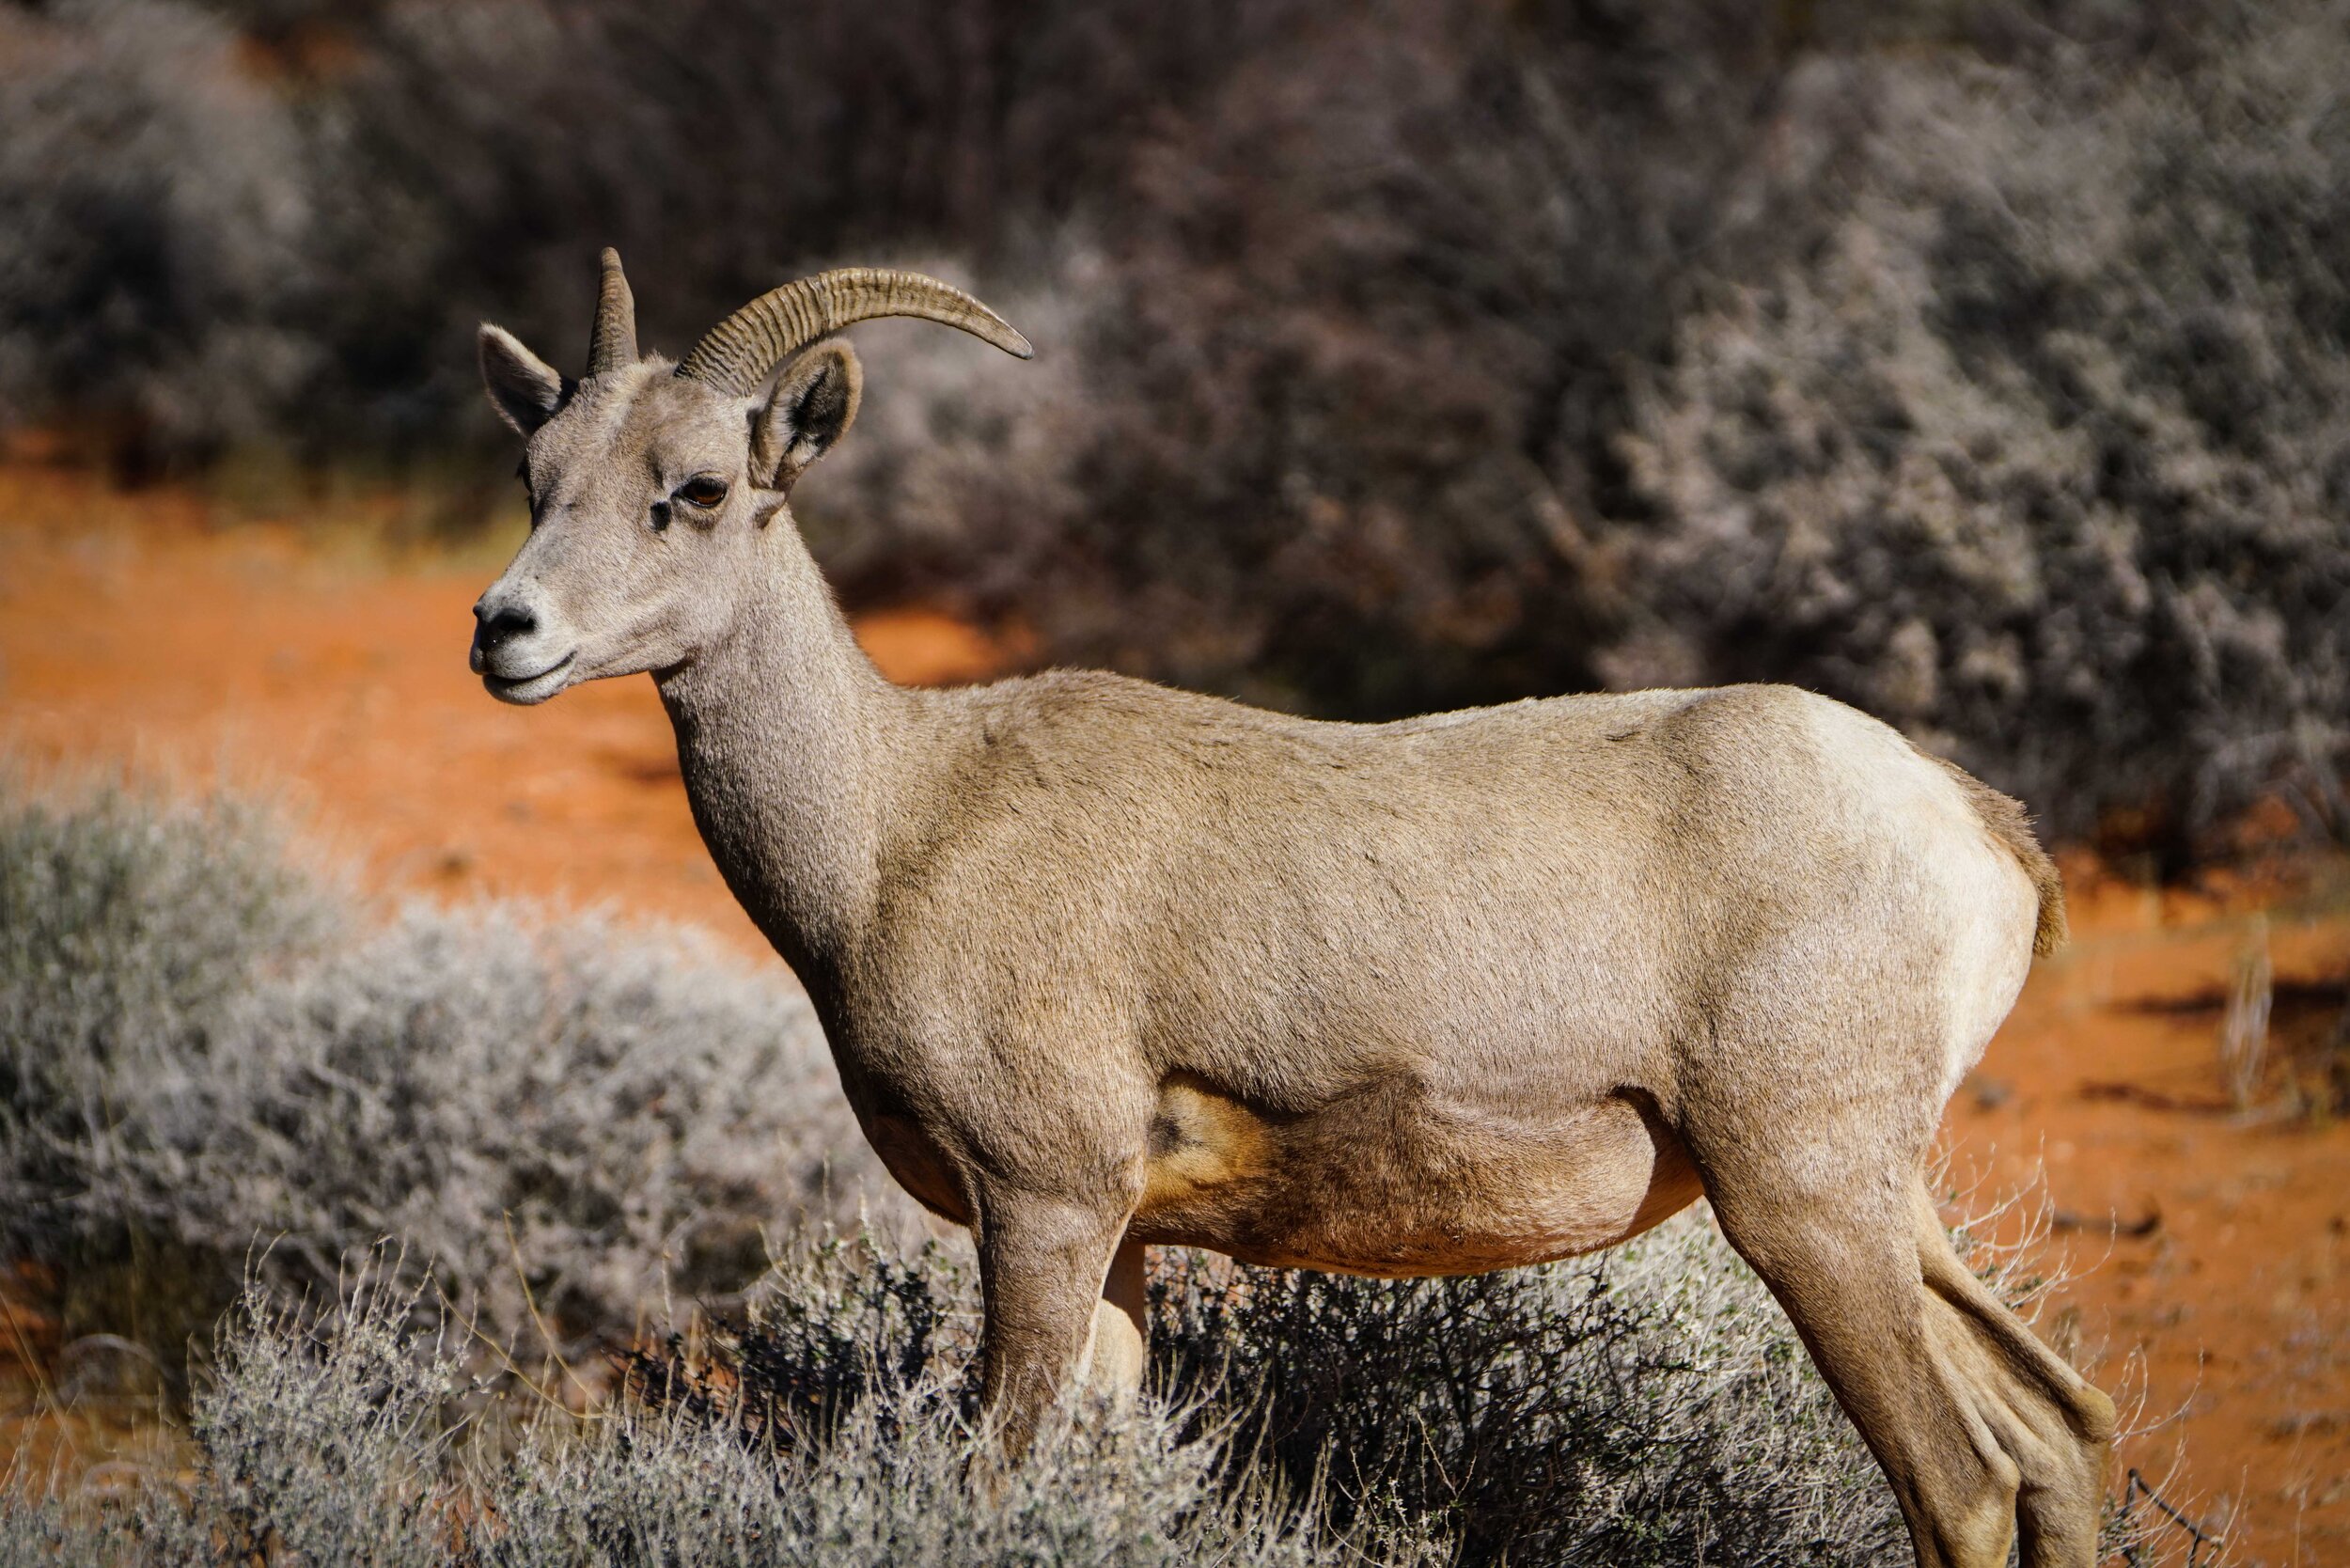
[1,0,2345,859]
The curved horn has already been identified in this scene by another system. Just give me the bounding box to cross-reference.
[586,247,638,376]
[675,268,1032,397]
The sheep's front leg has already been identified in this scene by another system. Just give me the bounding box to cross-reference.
[974,1190,1140,1455]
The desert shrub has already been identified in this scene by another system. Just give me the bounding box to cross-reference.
[156,1269,466,1568]
[1150,1217,1904,1567]
[811,0,2350,851]
[5,0,2342,847]
[1602,15,2350,855]
[0,789,336,1240]
[0,1266,467,1566]
[0,0,321,463]
[0,0,1262,461]
[2,1217,2209,1565]
[620,1231,979,1456]
[0,785,900,1365]
[0,1252,1432,1568]
[801,1,1858,695]
[636,1216,2204,1567]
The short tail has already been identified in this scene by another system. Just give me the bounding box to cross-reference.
[1918,749,2068,957]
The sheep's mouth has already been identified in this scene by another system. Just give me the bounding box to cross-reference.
[483,651,575,705]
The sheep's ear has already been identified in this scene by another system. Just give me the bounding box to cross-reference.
[750,339,861,492]
[478,323,568,435]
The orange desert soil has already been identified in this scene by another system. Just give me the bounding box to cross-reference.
[2,469,2345,1562]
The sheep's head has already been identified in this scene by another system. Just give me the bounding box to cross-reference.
[469,250,1029,704]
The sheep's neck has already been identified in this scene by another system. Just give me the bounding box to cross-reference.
[655,528,926,997]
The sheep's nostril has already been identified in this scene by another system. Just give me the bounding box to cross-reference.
[476,603,538,650]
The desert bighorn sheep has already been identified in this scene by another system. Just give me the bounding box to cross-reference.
[469,250,2115,1568]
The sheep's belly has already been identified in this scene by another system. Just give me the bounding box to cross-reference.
[1130,1074,1704,1277]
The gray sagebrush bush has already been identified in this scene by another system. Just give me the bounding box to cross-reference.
[0,0,1261,461]
[177,1270,466,1568]
[654,1220,1910,1564]
[0,0,321,459]
[0,789,336,1232]
[0,785,901,1364]
[1,1251,1435,1568]
[798,0,2348,857]
[489,1363,1371,1568]
[1152,1215,1908,1568]
[486,1234,1386,1567]
[0,1265,469,1567]
[6,0,2341,848]
[1,1218,2201,1566]
[1604,19,2350,855]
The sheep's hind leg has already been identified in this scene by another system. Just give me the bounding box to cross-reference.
[1911,1181,2114,1568]
[1695,1137,2025,1568]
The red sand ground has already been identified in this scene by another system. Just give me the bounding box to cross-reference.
[2,466,2345,1562]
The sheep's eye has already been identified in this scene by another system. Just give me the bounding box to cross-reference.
[677,476,728,509]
